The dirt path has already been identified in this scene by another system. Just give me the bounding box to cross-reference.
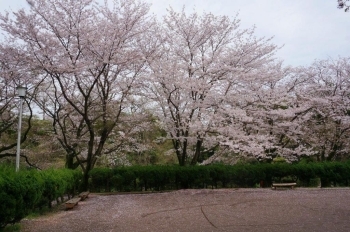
[21,188,350,232]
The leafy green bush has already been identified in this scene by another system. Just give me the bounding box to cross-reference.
[314,162,350,187]
[38,169,82,207]
[89,168,113,192]
[87,161,350,194]
[294,163,317,187]
[0,166,82,228]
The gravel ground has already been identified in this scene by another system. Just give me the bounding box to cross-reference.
[20,188,350,232]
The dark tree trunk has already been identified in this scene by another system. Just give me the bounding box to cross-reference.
[191,139,203,165]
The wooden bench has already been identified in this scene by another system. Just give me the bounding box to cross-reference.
[65,197,81,210]
[271,182,297,190]
[79,191,90,201]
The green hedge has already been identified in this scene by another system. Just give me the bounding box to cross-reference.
[88,162,350,192]
[0,166,82,228]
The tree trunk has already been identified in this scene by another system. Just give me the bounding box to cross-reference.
[81,170,90,191]
[191,139,203,165]
[65,153,75,169]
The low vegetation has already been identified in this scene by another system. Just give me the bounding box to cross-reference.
[0,166,81,228]
[88,162,350,192]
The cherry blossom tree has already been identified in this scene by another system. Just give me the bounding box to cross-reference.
[241,57,350,163]
[290,58,350,161]
[2,0,348,175]
[145,8,283,165]
[145,8,350,165]
[209,63,296,163]
[0,0,154,188]
[217,57,350,163]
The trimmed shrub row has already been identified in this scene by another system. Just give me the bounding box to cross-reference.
[0,167,82,228]
[89,162,350,192]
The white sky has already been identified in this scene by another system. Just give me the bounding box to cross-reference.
[0,0,349,67]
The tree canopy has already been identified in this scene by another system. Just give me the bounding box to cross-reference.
[0,0,349,185]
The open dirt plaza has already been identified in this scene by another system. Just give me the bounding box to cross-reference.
[21,188,350,232]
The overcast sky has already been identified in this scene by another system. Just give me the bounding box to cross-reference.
[1,0,349,67]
